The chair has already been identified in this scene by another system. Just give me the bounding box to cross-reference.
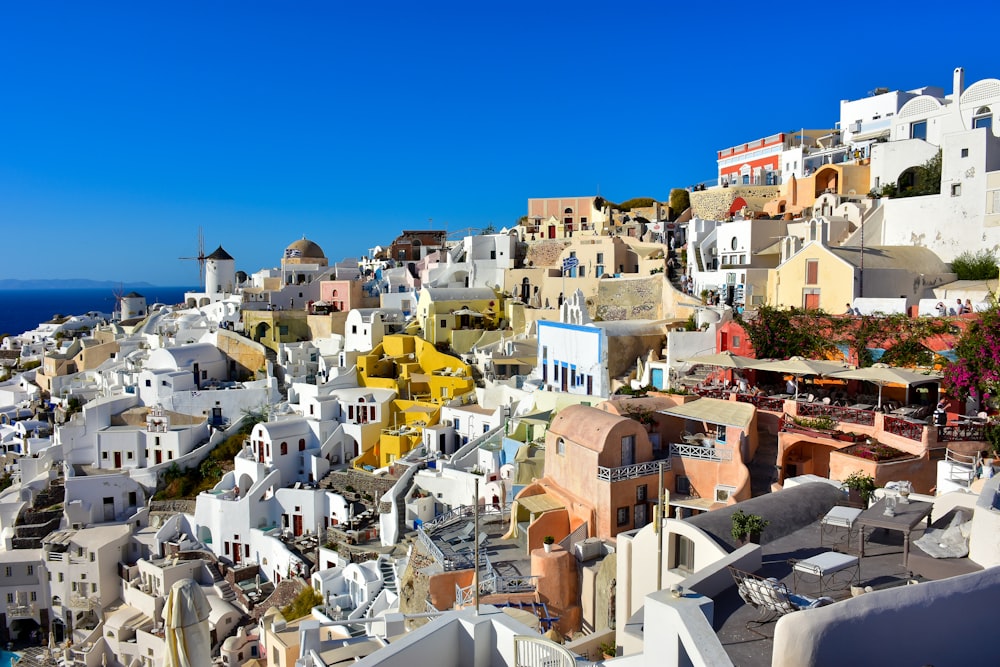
[728,567,834,637]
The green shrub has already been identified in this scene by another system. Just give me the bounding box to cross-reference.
[669,188,690,220]
[281,587,324,620]
[950,250,999,280]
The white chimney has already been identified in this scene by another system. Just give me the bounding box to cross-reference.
[954,67,965,98]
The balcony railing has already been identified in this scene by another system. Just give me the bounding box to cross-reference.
[596,460,670,482]
[512,635,582,667]
[882,415,925,441]
[797,402,876,427]
[669,443,733,461]
[938,422,987,443]
[755,396,786,412]
[7,603,35,619]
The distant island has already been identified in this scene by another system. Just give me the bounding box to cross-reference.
[0,279,160,290]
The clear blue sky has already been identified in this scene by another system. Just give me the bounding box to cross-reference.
[1,2,995,285]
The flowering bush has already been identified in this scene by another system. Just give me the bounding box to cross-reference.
[842,440,909,462]
[943,301,1000,407]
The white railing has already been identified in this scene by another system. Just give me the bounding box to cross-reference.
[596,459,669,482]
[669,443,733,462]
[512,635,584,667]
[7,603,35,618]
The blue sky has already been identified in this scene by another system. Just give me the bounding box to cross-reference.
[1,2,996,285]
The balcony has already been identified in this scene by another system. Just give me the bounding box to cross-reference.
[7,602,36,619]
[669,443,733,462]
[596,460,670,482]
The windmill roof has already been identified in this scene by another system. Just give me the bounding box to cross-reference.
[207,246,234,260]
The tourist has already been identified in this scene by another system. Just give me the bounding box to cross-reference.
[965,298,974,313]
[936,301,948,317]
[957,298,966,314]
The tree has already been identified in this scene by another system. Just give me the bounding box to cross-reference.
[669,188,690,220]
[943,301,1000,407]
[480,224,497,235]
[950,250,999,280]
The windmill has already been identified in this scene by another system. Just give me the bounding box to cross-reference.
[179,227,207,286]
[112,283,125,321]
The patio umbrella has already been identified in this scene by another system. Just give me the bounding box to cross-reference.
[164,578,211,667]
[751,356,851,398]
[827,364,943,409]
[679,351,763,369]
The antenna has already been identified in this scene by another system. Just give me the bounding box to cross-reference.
[178,227,207,285]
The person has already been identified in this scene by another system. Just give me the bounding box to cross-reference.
[965,298,974,313]
[785,378,796,395]
[934,398,948,426]
[845,303,855,315]
[936,301,948,317]
[737,376,748,393]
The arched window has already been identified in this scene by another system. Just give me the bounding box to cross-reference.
[973,106,993,130]
[563,207,573,214]
[280,442,288,455]
[332,289,338,297]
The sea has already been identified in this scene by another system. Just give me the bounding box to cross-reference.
[0,287,194,338]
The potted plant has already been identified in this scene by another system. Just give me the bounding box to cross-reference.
[842,470,876,507]
[599,640,616,660]
[731,509,769,544]
[543,535,555,553]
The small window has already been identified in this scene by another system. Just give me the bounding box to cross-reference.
[951,183,962,197]
[636,485,647,502]
[557,438,565,455]
[3,567,9,577]
[910,120,927,140]
[440,319,447,328]
[617,507,630,527]
[961,148,969,158]
[732,335,741,347]
[676,475,691,495]
[27,565,33,575]
[670,533,695,572]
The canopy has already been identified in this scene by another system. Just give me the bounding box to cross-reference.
[751,356,850,377]
[680,351,763,369]
[164,578,211,667]
[827,364,942,408]
[452,308,484,317]
[660,397,756,431]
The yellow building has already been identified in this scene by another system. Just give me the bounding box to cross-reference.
[36,338,120,393]
[414,287,501,354]
[243,310,311,353]
[769,241,955,311]
[355,334,474,469]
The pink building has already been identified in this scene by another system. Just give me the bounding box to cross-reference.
[318,279,364,313]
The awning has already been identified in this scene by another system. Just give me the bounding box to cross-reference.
[851,128,890,142]
[518,409,553,425]
[518,493,564,515]
[660,397,755,430]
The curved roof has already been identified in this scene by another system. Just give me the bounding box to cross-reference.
[687,481,843,552]
[285,237,326,259]
[548,404,629,452]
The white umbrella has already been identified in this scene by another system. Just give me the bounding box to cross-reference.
[828,364,942,409]
[163,578,211,667]
[679,351,763,370]
[751,356,850,398]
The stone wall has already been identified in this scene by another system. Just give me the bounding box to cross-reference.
[594,275,664,321]
[150,499,198,514]
[689,185,781,220]
[217,329,267,381]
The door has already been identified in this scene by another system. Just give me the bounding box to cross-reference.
[103,497,115,522]
[114,452,122,468]
[193,363,201,388]
[804,292,820,309]
[652,368,664,389]
[561,365,568,392]
[232,542,241,564]
[155,450,162,464]
[548,225,556,239]
[293,514,303,537]
[621,435,635,467]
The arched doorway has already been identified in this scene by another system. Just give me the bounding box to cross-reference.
[254,322,271,342]
[813,167,839,197]
[780,439,841,481]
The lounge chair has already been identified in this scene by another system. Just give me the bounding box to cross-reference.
[728,566,834,637]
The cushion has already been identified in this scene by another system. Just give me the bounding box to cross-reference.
[913,510,971,559]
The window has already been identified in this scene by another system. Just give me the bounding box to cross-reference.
[145,379,151,387]
[617,507,630,527]
[92,583,97,593]
[58,573,64,582]
[951,183,962,197]
[5,594,11,603]
[90,552,95,562]
[102,452,108,460]
[676,475,691,495]
[482,423,489,434]
[280,442,288,455]
[636,485,647,502]
[732,335,741,347]
[805,259,819,285]
[440,319,447,329]
[557,438,565,455]
[299,439,306,451]
[973,106,992,130]
[730,237,738,251]
[910,120,927,140]
[30,591,36,601]
[27,565,33,575]
[670,534,695,571]
[715,485,736,502]
[127,451,133,459]
[961,148,969,158]
[3,567,9,577]
[596,252,604,264]
[279,325,289,335]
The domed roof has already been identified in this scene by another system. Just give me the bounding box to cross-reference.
[284,237,326,259]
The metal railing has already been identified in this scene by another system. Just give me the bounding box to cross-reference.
[596,460,669,482]
[669,443,733,461]
[882,415,925,441]
[755,396,786,412]
[7,603,35,619]
[512,635,582,667]
[797,401,876,426]
[938,423,987,443]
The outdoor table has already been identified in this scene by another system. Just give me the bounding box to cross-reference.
[849,403,874,411]
[792,551,860,596]
[820,506,863,551]
[891,407,921,417]
[856,498,933,567]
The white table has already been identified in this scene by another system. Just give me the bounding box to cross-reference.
[792,551,860,596]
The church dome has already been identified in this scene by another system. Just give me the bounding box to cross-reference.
[284,238,326,260]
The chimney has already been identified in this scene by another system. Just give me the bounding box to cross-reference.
[954,67,965,98]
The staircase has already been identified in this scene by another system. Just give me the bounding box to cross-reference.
[676,364,712,389]
[207,561,237,602]
[378,558,397,594]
